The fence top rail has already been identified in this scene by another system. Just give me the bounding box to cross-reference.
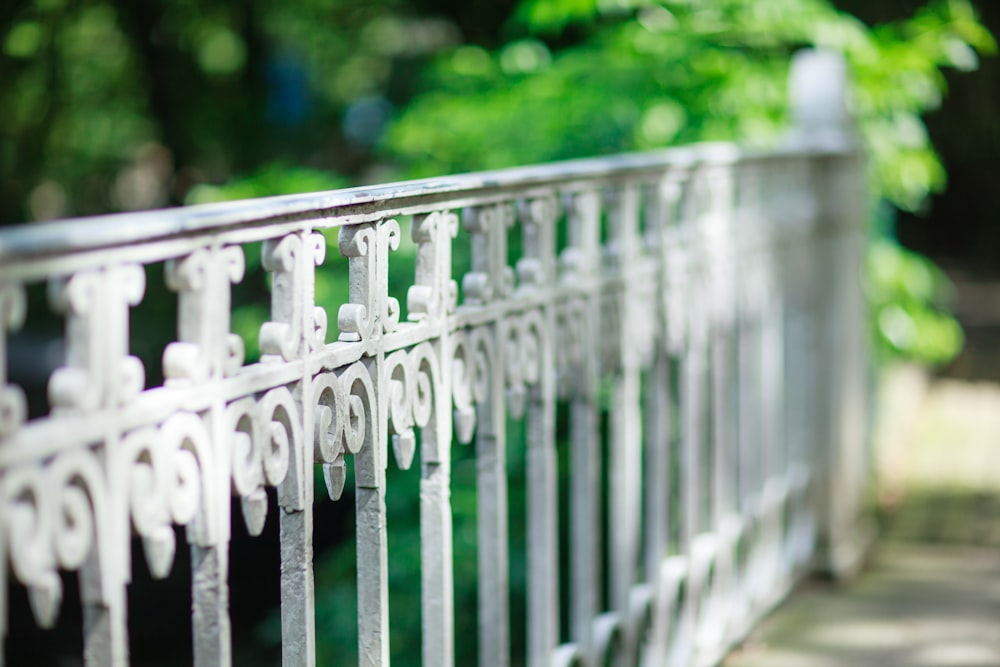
[0,138,852,265]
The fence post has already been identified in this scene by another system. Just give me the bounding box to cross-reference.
[788,49,875,579]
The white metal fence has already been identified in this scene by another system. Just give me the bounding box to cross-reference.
[0,50,870,667]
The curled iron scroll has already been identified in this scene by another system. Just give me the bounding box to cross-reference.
[4,448,113,629]
[313,360,376,500]
[449,327,492,444]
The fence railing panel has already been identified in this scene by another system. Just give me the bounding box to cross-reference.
[0,49,869,667]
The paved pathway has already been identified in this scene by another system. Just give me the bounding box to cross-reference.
[724,541,1000,667]
[725,370,1000,667]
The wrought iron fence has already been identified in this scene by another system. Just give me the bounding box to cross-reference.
[0,50,870,667]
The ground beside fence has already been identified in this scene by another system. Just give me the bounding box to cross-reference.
[724,367,1000,667]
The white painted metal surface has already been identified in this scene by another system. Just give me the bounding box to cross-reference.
[0,50,869,666]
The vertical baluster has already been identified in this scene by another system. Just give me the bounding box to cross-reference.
[685,160,720,665]
[701,155,738,655]
[705,158,736,539]
[679,170,704,552]
[644,371,672,576]
[807,165,831,576]
[642,177,676,592]
[642,352,672,667]
[164,246,247,667]
[409,210,460,667]
[659,164,692,667]
[759,256,785,601]
[727,163,758,637]
[711,329,731,534]
[708,322,738,652]
[782,232,812,571]
[775,165,809,575]
[518,196,560,667]
[647,169,689,664]
[188,543,228,666]
[355,418,389,667]
[642,174,683,667]
[606,183,646,667]
[99,267,140,667]
[747,176,772,616]
[194,401,236,667]
[80,501,129,667]
[80,461,127,667]
[564,191,602,657]
[524,332,558,667]
[807,167,831,571]
[278,479,314,665]
[90,405,151,667]
[805,154,835,573]
[419,397,455,667]
[749,158,779,606]
[338,219,405,667]
[762,159,784,605]
[259,230,328,667]
[181,327,225,667]
[795,155,823,569]
[48,265,147,667]
[462,203,515,667]
[678,295,706,665]
[664,168,697,666]
[569,362,600,645]
[476,333,508,667]
[739,158,768,623]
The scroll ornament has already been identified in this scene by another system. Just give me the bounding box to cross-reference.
[163,247,246,383]
[4,448,113,628]
[125,412,216,579]
[260,232,328,361]
[408,211,459,324]
[228,387,300,536]
[462,203,515,305]
[505,309,545,418]
[449,327,492,444]
[385,342,438,471]
[338,220,401,349]
[48,265,146,412]
[313,361,376,501]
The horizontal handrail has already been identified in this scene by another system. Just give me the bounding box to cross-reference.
[0,142,850,271]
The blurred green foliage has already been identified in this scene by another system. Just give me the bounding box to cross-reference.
[869,238,963,364]
[386,0,994,213]
[0,0,470,222]
[383,0,990,369]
